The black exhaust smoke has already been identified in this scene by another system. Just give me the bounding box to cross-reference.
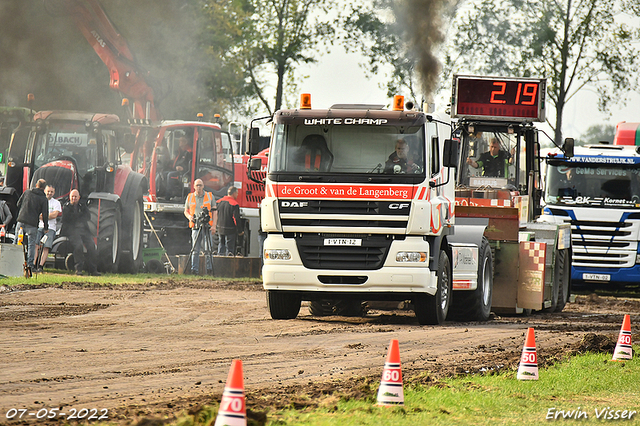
[396,0,460,102]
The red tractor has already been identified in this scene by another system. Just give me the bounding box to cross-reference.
[8,110,147,272]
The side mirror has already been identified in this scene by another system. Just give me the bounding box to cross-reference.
[562,137,574,159]
[443,139,459,168]
[249,157,262,171]
[248,128,261,155]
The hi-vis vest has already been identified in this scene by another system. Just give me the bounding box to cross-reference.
[186,191,214,228]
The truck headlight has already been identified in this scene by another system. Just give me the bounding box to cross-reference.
[265,249,291,260]
[396,252,427,262]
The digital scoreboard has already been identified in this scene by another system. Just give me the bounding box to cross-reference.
[452,75,546,122]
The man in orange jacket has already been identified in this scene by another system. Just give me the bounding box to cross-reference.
[183,179,214,274]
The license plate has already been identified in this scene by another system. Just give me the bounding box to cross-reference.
[324,238,362,246]
[582,273,611,281]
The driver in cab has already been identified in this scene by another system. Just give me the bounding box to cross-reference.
[466,138,513,177]
[385,138,421,174]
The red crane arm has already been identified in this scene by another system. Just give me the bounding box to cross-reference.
[62,0,160,120]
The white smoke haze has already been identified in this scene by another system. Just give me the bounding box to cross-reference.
[0,0,203,119]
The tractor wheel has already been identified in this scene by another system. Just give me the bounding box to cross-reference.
[266,290,301,320]
[414,249,451,325]
[118,187,144,273]
[88,199,121,273]
[448,237,494,321]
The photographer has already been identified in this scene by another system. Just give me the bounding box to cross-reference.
[184,179,214,274]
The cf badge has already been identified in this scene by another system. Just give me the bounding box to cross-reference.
[389,203,410,210]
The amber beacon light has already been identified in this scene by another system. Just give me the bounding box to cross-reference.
[392,95,405,111]
[300,93,312,109]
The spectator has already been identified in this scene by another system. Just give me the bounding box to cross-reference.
[184,179,214,274]
[0,198,13,239]
[34,185,62,273]
[216,186,242,256]
[62,189,100,276]
[14,179,49,272]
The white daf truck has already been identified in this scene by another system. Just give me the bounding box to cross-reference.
[250,76,572,324]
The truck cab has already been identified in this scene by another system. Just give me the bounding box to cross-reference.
[543,144,640,284]
[256,95,459,324]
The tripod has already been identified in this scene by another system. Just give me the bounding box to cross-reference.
[187,222,215,275]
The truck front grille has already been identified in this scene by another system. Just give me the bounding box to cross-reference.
[295,234,392,270]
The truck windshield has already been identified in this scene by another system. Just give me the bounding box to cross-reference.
[458,130,521,189]
[269,123,426,176]
[545,162,640,207]
[34,122,97,175]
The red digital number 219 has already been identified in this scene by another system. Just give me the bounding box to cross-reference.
[490,82,538,105]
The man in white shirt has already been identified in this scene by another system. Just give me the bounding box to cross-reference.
[35,185,62,273]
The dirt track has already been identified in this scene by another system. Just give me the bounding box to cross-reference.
[0,279,638,424]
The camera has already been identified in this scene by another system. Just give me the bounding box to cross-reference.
[193,206,211,229]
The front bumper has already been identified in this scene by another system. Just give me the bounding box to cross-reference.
[262,234,437,296]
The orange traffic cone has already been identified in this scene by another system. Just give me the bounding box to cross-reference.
[612,314,632,361]
[517,327,538,380]
[214,359,246,426]
[376,339,404,406]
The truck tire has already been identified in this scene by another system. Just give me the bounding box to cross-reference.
[267,290,301,320]
[414,249,451,325]
[118,187,144,273]
[309,300,367,317]
[554,249,571,312]
[448,237,493,321]
[88,199,121,273]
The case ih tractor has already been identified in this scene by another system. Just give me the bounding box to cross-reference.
[7,110,147,272]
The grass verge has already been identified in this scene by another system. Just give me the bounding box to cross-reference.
[175,350,640,426]
[0,269,260,286]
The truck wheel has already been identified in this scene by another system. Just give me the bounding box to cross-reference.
[309,300,367,317]
[118,187,144,273]
[88,199,121,273]
[414,249,451,325]
[267,290,301,319]
[448,237,493,321]
[554,249,571,312]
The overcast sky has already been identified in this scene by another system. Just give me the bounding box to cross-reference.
[298,45,640,143]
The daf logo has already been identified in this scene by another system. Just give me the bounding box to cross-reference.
[281,201,309,208]
[389,203,410,210]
